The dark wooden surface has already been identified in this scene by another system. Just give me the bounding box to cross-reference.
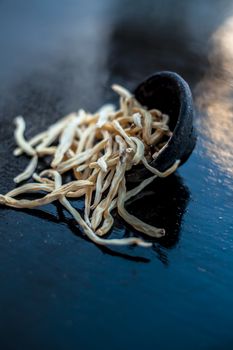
[0,1,233,349]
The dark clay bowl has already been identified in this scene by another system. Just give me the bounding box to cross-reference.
[127,71,196,182]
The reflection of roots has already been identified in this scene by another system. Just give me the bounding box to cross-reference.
[196,17,233,178]
[125,173,190,250]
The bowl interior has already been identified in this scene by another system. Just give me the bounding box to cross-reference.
[134,74,181,131]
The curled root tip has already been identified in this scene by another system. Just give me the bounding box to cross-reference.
[160,228,166,236]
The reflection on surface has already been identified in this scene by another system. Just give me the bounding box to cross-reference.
[125,174,190,251]
[196,16,233,181]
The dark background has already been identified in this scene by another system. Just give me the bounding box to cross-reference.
[0,1,233,349]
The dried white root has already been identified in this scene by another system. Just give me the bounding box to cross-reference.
[14,155,38,183]
[14,116,36,156]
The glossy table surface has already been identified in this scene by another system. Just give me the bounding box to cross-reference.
[0,1,233,349]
